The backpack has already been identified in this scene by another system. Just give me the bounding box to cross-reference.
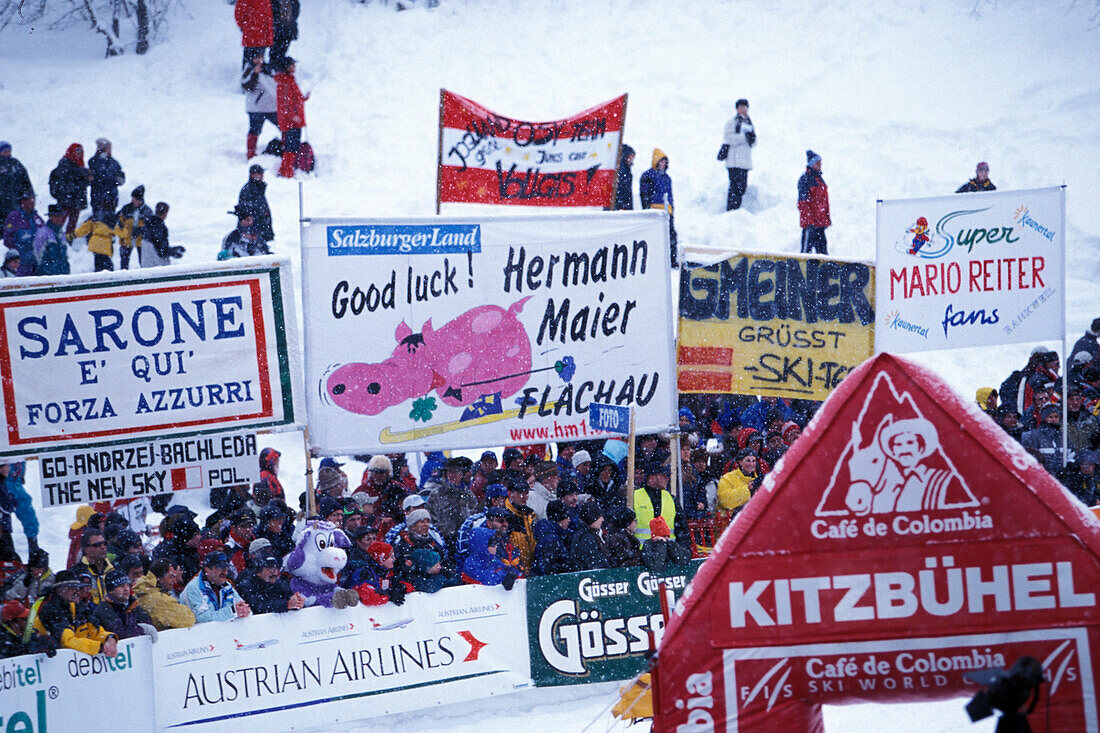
[296,142,315,173]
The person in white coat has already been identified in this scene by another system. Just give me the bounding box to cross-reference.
[721,98,755,211]
[242,54,279,160]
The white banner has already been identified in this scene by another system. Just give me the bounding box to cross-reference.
[0,637,155,732]
[0,260,303,458]
[39,431,259,508]
[875,187,1065,353]
[301,212,676,454]
[152,583,531,732]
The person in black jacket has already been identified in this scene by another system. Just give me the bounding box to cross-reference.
[569,501,610,571]
[238,165,275,244]
[48,143,90,236]
[116,186,154,270]
[956,161,996,193]
[91,569,154,639]
[270,0,300,71]
[532,500,575,576]
[221,205,271,259]
[139,202,183,268]
[613,144,634,210]
[604,506,641,567]
[0,142,33,224]
[0,600,56,659]
[236,551,303,614]
[87,138,125,219]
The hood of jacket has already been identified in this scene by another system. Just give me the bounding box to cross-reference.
[651,148,668,169]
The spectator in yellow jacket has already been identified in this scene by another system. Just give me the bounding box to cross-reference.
[71,211,122,272]
[717,449,760,514]
[132,558,196,630]
[32,569,118,656]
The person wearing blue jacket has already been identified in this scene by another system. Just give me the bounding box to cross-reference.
[460,509,521,588]
[639,148,677,267]
[533,500,576,576]
[0,463,37,557]
[181,552,251,623]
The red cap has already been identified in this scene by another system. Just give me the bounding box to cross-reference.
[649,516,672,539]
[367,541,393,563]
[1,600,29,623]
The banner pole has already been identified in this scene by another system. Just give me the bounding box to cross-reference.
[303,426,316,518]
[626,407,636,510]
[1061,185,1068,468]
[436,89,445,216]
[669,431,680,501]
[607,93,627,210]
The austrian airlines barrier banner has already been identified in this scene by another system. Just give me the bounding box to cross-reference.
[301,213,676,454]
[0,260,301,459]
[437,90,627,209]
[526,560,701,686]
[654,353,1100,732]
[152,583,530,732]
[678,253,874,400]
[875,187,1064,353]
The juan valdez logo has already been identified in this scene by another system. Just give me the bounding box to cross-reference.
[812,371,988,541]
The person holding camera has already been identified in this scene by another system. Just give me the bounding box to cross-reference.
[719,98,755,211]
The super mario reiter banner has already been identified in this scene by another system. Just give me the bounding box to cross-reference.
[301,212,675,455]
[437,90,627,209]
[875,186,1064,353]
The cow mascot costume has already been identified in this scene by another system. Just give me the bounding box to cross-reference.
[284,520,360,608]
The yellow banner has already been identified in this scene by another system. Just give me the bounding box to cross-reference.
[678,253,875,399]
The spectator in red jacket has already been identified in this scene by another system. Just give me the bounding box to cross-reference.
[274,57,308,179]
[235,0,274,71]
[797,150,830,255]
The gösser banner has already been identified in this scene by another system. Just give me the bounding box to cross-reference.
[152,583,530,732]
[875,186,1065,353]
[38,432,259,508]
[0,260,302,459]
[678,252,875,400]
[437,90,627,209]
[527,560,702,686]
[653,353,1100,732]
[300,212,676,454]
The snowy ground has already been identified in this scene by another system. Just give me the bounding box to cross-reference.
[1,0,1097,729]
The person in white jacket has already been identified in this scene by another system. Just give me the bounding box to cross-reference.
[721,98,755,211]
[242,54,279,160]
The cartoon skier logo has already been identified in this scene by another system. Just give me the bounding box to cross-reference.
[907,216,930,255]
[816,371,979,517]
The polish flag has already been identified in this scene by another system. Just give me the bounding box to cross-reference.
[437,90,627,209]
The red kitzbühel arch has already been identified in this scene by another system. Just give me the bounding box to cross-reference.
[654,353,1100,732]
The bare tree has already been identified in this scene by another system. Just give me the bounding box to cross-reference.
[0,0,176,56]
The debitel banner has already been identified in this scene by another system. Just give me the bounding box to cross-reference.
[301,213,676,454]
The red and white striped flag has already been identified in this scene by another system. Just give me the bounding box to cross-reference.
[437,90,627,209]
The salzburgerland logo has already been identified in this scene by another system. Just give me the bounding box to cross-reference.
[326,224,481,256]
[1014,205,1057,242]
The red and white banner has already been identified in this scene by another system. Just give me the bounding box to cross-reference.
[654,353,1100,732]
[437,90,627,209]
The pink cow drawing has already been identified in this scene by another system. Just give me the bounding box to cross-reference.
[326,298,533,416]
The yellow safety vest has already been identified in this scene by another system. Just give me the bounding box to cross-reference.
[633,487,676,541]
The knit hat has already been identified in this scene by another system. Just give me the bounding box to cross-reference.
[197,538,225,561]
[114,555,144,575]
[486,506,511,520]
[644,460,670,477]
[485,483,508,500]
[0,601,28,622]
[0,142,10,154]
[546,500,568,522]
[203,552,231,569]
[406,508,431,526]
[27,548,49,569]
[806,150,822,167]
[249,164,264,176]
[571,450,591,468]
[367,541,392,563]
[608,507,637,530]
[410,548,440,572]
[318,496,342,517]
[502,447,523,465]
[976,161,989,172]
[402,494,427,511]
[172,518,200,541]
[47,203,64,216]
[1039,404,1061,421]
[579,501,602,526]
[556,480,579,498]
[480,450,498,462]
[649,516,672,539]
[258,505,284,524]
[367,454,392,474]
[104,569,131,591]
[248,538,272,555]
[317,466,349,496]
[131,185,145,200]
[782,421,801,440]
[253,550,280,568]
[95,137,110,151]
[735,98,749,108]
